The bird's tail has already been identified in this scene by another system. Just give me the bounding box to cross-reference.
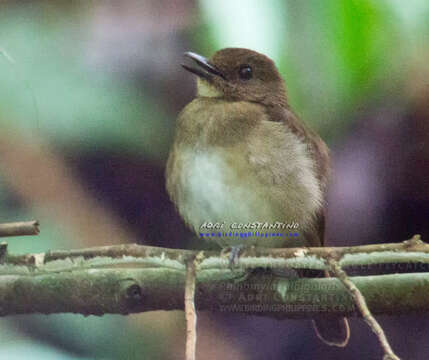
[297,268,350,347]
[312,317,350,347]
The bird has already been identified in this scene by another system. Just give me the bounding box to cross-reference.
[165,47,350,347]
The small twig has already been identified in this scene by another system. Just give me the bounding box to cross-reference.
[0,221,40,237]
[326,257,401,360]
[7,235,427,270]
[185,258,197,360]
[0,48,16,64]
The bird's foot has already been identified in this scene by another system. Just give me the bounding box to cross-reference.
[222,244,246,270]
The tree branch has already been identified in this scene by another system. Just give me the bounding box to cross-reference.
[0,220,40,237]
[5,234,427,269]
[327,257,401,360]
[0,236,428,319]
[185,258,197,360]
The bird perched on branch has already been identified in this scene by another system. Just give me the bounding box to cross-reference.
[166,47,349,347]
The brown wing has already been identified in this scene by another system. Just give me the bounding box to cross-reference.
[266,105,331,191]
[269,107,349,345]
[314,208,326,247]
[266,105,330,247]
[297,207,325,247]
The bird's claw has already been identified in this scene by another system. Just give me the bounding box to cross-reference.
[228,245,245,269]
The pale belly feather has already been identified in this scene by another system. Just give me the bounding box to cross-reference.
[167,98,323,248]
[175,147,305,248]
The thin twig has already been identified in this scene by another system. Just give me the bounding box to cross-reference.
[3,235,429,279]
[0,48,16,64]
[6,235,427,269]
[0,221,40,237]
[185,258,197,360]
[326,257,401,360]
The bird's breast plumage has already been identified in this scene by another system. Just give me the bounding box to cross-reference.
[166,98,323,248]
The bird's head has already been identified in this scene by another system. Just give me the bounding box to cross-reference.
[182,48,288,107]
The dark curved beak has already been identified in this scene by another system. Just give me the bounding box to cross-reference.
[182,52,225,81]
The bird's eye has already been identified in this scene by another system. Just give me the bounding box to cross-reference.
[238,64,252,80]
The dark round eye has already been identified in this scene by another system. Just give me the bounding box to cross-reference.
[238,64,252,80]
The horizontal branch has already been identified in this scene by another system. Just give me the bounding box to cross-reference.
[0,235,427,318]
[5,234,427,272]
[0,220,40,237]
[0,266,429,318]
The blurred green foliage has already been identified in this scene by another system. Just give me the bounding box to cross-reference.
[0,4,171,159]
[197,0,428,139]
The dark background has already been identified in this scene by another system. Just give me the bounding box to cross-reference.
[0,1,428,359]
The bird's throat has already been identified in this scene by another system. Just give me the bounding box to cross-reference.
[196,78,223,98]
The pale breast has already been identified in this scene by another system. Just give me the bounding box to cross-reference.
[169,145,320,248]
[166,99,323,248]
[178,148,277,224]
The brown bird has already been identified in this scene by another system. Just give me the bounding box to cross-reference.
[166,48,350,347]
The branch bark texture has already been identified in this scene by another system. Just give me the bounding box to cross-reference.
[0,236,427,318]
[0,221,39,237]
